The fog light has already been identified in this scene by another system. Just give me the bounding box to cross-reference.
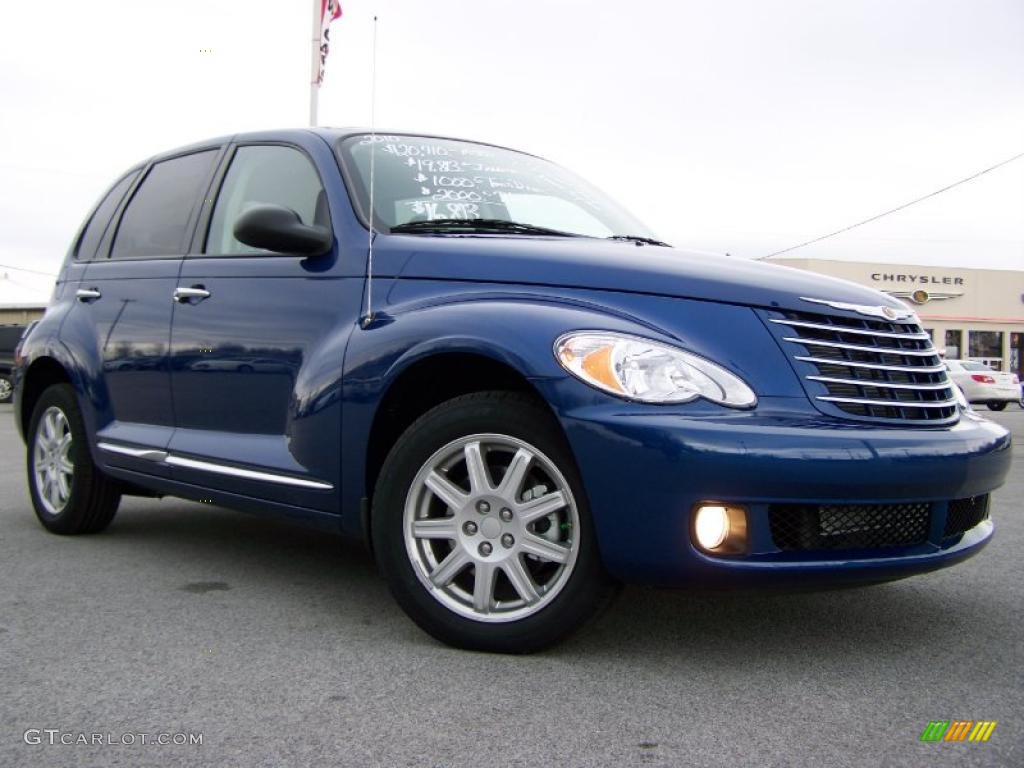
[694,506,729,549]
[692,503,748,555]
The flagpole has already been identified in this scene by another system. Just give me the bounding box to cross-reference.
[309,0,321,126]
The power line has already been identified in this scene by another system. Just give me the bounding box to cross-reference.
[0,263,58,277]
[0,273,43,292]
[757,149,1024,260]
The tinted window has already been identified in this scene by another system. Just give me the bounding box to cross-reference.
[111,150,216,259]
[75,172,138,260]
[206,146,326,255]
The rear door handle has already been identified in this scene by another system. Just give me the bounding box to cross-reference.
[76,288,102,302]
[173,286,211,303]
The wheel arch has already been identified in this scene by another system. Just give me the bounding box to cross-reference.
[18,356,75,440]
[364,348,552,514]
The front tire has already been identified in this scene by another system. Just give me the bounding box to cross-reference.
[987,401,1007,411]
[0,374,12,404]
[26,384,121,534]
[373,391,612,653]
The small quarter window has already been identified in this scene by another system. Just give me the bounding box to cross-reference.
[75,172,138,260]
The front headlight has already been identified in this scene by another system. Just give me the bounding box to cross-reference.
[554,331,757,408]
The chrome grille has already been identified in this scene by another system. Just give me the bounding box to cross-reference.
[767,310,959,424]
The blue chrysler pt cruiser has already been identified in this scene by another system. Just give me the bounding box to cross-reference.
[14,129,1012,652]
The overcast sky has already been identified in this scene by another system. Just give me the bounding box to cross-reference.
[1,0,1021,301]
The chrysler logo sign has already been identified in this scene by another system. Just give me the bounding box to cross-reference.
[883,288,962,305]
[870,273,965,286]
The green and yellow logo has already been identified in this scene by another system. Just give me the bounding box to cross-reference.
[920,721,997,742]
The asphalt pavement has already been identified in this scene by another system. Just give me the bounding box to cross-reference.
[0,403,1021,767]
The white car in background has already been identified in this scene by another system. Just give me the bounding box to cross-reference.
[944,360,1020,411]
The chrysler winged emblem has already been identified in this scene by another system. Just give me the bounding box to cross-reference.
[883,289,962,305]
[800,296,917,322]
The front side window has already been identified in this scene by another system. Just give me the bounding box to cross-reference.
[75,171,138,260]
[110,151,217,259]
[205,145,326,255]
[337,135,656,240]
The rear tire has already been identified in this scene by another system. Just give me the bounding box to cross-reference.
[373,391,613,653]
[986,401,1007,412]
[26,384,121,534]
[0,374,12,403]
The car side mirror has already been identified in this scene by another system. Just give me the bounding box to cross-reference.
[233,204,332,256]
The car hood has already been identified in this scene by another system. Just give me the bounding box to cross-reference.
[379,235,908,314]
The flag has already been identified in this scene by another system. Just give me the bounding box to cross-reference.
[315,0,343,86]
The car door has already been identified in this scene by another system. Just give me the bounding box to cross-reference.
[167,139,358,512]
[30,170,139,412]
[69,149,221,475]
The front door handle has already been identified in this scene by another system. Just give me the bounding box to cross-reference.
[173,286,211,303]
[76,287,102,302]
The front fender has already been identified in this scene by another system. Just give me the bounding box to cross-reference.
[336,278,799,538]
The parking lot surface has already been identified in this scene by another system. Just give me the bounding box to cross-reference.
[1,403,1021,767]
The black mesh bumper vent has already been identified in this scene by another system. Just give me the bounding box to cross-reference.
[943,495,990,539]
[769,502,932,552]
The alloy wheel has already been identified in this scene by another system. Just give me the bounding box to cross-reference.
[32,406,74,516]
[403,433,580,623]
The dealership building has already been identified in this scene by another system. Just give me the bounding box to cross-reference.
[773,258,1024,378]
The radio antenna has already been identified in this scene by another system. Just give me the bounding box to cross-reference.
[361,14,379,328]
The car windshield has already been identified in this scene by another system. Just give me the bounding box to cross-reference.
[960,361,993,371]
[337,134,659,241]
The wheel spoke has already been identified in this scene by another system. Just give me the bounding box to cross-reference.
[520,532,570,564]
[502,557,540,603]
[56,471,71,502]
[58,456,74,474]
[518,490,567,524]
[473,562,497,613]
[411,517,458,540]
[463,441,491,494]
[424,470,468,511]
[497,447,533,498]
[43,412,56,442]
[43,473,58,507]
[429,548,471,587]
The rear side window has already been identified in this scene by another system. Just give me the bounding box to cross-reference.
[205,145,326,255]
[74,172,138,260]
[111,150,217,259]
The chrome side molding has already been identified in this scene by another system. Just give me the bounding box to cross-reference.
[163,455,333,489]
[97,442,168,462]
[97,443,332,490]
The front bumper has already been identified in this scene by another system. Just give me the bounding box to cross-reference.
[556,394,1012,586]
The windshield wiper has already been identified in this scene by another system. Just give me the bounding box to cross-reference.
[607,234,671,247]
[389,218,579,237]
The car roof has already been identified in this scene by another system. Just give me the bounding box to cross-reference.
[139,128,539,168]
